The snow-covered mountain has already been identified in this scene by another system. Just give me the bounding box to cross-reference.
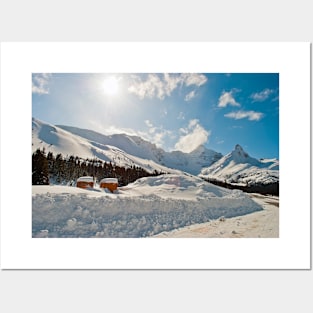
[199,144,279,186]
[32,118,222,175]
[57,124,223,175]
[161,144,222,175]
[32,118,279,188]
[32,118,176,175]
[55,124,165,163]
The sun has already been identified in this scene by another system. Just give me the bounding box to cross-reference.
[102,76,119,96]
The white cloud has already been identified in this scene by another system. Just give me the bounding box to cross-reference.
[144,120,157,134]
[179,127,188,135]
[147,128,175,149]
[32,73,51,94]
[224,110,264,121]
[145,120,153,128]
[218,89,240,107]
[174,119,210,153]
[163,73,182,95]
[181,73,207,87]
[152,132,166,147]
[184,90,196,101]
[143,120,175,148]
[128,74,165,99]
[128,73,207,100]
[250,88,274,102]
[188,119,198,128]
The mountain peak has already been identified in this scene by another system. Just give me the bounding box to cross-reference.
[233,144,249,158]
[199,143,279,188]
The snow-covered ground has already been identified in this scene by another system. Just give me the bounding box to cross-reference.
[153,193,279,238]
[32,174,264,238]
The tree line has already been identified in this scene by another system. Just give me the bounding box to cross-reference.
[32,148,165,186]
[202,177,279,196]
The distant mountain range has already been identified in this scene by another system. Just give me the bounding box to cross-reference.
[199,144,279,186]
[32,118,279,188]
[32,118,222,175]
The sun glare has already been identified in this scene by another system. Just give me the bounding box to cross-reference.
[102,76,119,96]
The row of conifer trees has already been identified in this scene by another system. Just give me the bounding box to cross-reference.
[32,148,165,186]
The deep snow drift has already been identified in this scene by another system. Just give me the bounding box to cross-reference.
[32,174,262,238]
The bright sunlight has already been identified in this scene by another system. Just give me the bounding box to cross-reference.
[102,76,119,96]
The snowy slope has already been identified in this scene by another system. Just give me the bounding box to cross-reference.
[32,118,95,158]
[32,174,263,238]
[199,144,279,185]
[56,124,165,163]
[32,118,177,174]
[57,123,222,175]
[32,118,279,185]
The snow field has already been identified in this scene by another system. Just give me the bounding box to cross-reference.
[32,174,263,238]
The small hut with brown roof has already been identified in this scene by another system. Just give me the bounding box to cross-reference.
[100,178,118,193]
[76,176,94,189]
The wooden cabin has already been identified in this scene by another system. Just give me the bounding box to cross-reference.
[76,176,94,189]
[100,178,118,193]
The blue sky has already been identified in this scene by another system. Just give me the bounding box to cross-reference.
[32,73,279,159]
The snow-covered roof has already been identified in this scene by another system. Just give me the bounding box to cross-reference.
[77,176,94,182]
[100,178,118,184]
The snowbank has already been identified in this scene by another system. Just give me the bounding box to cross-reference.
[153,193,279,238]
[32,174,263,238]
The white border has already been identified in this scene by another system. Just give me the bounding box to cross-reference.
[0,42,311,269]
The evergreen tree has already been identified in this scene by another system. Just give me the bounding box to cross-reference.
[32,149,49,185]
[54,153,65,183]
[33,148,165,187]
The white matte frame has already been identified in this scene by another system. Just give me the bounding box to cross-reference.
[0,42,311,269]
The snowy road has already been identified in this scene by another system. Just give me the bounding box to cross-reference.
[153,193,279,238]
